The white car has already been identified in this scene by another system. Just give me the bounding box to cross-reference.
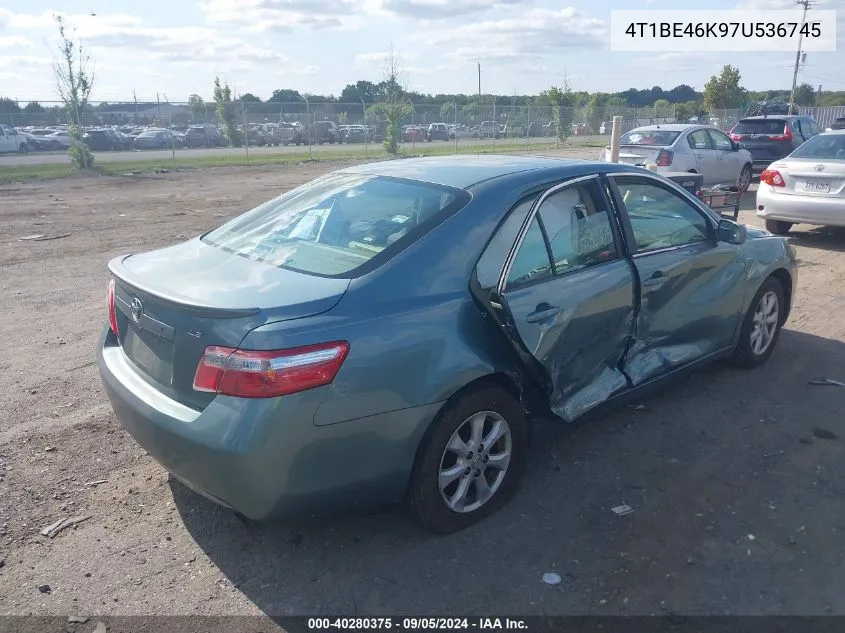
[0,123,28,153]
[599,124,754,190]
[756,129,845,235]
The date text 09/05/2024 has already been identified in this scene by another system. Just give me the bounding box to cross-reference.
[624,21,822,39]
[307,617,529,631]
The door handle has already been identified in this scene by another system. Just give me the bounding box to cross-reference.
[526,305,561,323]
[643,271,668,287]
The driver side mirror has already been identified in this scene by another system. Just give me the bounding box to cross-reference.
[731,140,740,151]
[717,218,746,244]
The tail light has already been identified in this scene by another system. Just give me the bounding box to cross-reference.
[193,341,350,398]
[730,133,744,141]
[656,149,673,167]
[768,123,793,142]
[107,279,119,335]
[760,169,785,187]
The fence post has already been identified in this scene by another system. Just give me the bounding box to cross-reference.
[454,102,458,154]
[610,116,623,163]
[493,102,496,152]
[242,100,250,164]
[360,97,368,159]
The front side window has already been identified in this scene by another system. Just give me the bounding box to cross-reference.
[708,129,733,151]
[614,178,710,253]
[203,173,469,277]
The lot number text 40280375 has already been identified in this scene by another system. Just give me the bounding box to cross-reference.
[306,617,529,630]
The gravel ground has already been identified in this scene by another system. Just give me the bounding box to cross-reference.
[1,152,844,621]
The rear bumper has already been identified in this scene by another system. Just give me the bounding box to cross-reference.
[97,328,440,520]
[756,185,845,227]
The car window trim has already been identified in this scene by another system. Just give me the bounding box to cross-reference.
[605,172,719,258]
[495,174,601,296]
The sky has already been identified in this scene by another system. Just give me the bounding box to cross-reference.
[0,0,842,104]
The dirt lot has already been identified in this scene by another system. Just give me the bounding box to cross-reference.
[1,152,845,620]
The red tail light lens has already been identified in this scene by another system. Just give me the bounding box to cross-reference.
[108,279,119,335]
[656,149,673,167]
[730,133,744,141]
[193,341,350,398]
[760,169,785,187]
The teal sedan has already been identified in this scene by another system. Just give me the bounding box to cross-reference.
[97,156,797,534]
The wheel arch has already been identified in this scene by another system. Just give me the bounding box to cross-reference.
[768,267,793,324]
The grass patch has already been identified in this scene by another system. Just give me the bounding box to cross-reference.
[580,140,609,148]
[0,140,561,185]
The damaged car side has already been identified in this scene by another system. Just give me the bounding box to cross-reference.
[97,156,797,535]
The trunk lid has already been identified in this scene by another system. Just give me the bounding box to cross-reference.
[773,159,845,198]
[603,145,665,166]
[108,238,350,410]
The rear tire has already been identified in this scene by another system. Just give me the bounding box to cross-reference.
[407,384,528,535]
[765,219,793,235]
[730,277,785,368]
[738,164,752,193]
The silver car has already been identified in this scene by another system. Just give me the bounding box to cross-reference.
[599,124,754,190]
[756,130,845,235]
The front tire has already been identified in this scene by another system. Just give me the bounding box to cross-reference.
[765,219,793,235]
[730,277,785,368]
[408,384,528,534]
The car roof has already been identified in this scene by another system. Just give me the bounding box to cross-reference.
[338,154,625,189]
[739,115,800,120]
[821,129,845,135]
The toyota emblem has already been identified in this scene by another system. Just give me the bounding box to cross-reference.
[814,164,825,172]
[130,297,143,323]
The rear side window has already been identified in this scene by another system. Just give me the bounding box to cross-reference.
[203,173,470,278]
[732,119,788,135]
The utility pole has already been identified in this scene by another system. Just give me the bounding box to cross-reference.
[477,62,481,97]
[789,0,811,114]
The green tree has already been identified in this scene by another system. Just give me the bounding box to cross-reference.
[23,101,44,114]
[440,101,456,121]
[52,14,94,169]
[238,92,262,103]
[340,80,381,103]
[652,98,672,113]
[267,88,302,103]
[213,77,242,147]
[702,65,746,110]
[793,83,815,107]
[544,82,575,142]
[367,48,413,154]
[188,94,206,122]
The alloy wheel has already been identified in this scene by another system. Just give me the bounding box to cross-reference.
[438,411,512,514]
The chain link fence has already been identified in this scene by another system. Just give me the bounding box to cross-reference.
[3,100,844,160]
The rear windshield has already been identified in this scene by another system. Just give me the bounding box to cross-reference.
[202,173,471,278]
[790,134,845,159]
[732,119,787,135]
[619,130,680,146]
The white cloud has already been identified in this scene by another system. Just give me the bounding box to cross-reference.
[199,0,362,32]
[0,35,32,47]
[420,7,606,63]
[628,52,706,73]
[375,0,528,19]
[0,55,52,68]
[355,51,419,65]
